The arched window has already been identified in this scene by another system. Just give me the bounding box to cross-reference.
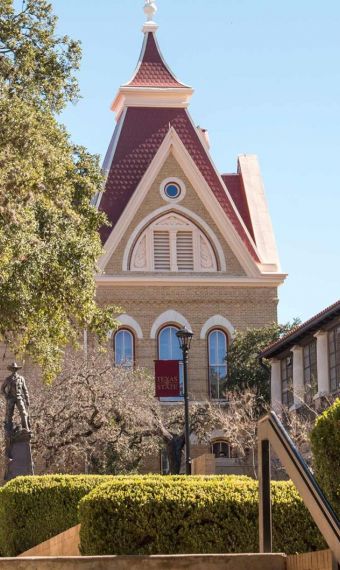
[211,441,239,459]
[130,213,218,272]
[114,329,134,368]
[211,441,232,459]
[158,325,183,400]
[208,330,228,400]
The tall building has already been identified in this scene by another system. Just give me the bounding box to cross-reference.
[94,2,286,469]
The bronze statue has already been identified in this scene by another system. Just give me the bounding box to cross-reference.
[1,362,30,434]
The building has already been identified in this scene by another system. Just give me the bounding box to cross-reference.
[260,300,340,412]
[92,1,286,470]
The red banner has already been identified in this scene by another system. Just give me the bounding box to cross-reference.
[155,360,180,398]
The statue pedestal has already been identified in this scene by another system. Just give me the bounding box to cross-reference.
[4,429,34,482]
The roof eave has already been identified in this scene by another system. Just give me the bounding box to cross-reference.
[260,301,340,358]
[111,86,194,120]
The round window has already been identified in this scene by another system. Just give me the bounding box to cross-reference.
[164,182,181,199]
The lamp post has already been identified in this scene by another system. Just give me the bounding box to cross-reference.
[176,327,194,475]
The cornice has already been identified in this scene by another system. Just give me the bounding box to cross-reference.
[95,274,287,288]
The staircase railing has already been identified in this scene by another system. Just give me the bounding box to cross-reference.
[258,411,340,564]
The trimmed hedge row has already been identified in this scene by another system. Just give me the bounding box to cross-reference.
[79,475,326,556]
[0,474,114,556]
[310,398,340,515]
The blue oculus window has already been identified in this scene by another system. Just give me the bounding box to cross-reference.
[158,325,184,399]
[164,182,181,199]
[114,329,134,368]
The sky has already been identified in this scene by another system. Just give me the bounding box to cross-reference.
[52,0,340,324]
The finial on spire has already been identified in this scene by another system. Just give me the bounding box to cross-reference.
[143,0,158,33]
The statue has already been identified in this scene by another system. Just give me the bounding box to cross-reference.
[1,363,34,481]
[1,362,30,434]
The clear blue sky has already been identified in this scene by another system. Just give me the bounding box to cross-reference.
[53,0,340,325]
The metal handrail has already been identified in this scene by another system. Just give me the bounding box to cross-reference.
[258,411,340,563]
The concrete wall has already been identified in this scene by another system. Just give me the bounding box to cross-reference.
[287,550,335,570]
[2,554,287,570]
[191,453,216,475]
[19,526,80,557]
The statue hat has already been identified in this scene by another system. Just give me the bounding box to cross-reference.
[7,362,23,371]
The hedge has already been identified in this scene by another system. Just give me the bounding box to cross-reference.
[310,398,340,515]
[79,475,325,556]
[0,474,114,556]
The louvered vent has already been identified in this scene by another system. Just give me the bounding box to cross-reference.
[154,231,171,270]
[177,231,194,271]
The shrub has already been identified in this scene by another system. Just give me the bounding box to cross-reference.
[310,398,340,515]
[79,475,325,555]
[0,474,114,556]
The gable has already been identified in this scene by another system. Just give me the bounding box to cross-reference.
[99,107,258,264]
[104,154,246,276]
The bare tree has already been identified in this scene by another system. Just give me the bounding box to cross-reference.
[211,389,319,478]
[28,353,160,474]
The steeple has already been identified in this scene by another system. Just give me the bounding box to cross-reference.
[111,1,193,119]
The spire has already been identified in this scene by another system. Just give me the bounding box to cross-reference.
[143,0,158,33]
[111,2,193,119]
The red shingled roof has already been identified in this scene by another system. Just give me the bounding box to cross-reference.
[100,106,259,261]
[222,174,255,241]
[125,33,188,89]
[260,299,340,358]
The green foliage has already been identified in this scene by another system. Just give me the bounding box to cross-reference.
[0,474,114,556]
[228,322,299,401]
[79,476,325,556]
[310,398,340,515]
[0,0,81,112]
[0,1,118,381]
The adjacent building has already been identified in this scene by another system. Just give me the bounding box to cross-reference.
[261,300,340,412]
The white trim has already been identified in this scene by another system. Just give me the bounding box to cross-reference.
[113,314,143,339]
[122,205,225,272]
[150,310,192,339]
[200,316,235,339]
[96,275,286,288]
[237,155,281,269]
[160,177,186,203]
[112,88,193,120]
[98,127,269,279]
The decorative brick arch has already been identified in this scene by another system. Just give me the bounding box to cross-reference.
[150,310,192,339]
[200,315,235,339]
[111,314,144,339]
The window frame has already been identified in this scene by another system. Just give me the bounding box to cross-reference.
[281,354,294,407]
[129,213,218,273]
[207,328,228,401]
[303,340,317,404]
[157,324,184,401]
[114,328,135,368]
[328,326,340,393]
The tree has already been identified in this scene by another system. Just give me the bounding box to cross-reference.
[28,353,160,474]
[228,322,299,401]
[0,0,81,112]
[212,389,316,478]
[0,1,117,381]
[0,353,214,475]
[153,402,215,475]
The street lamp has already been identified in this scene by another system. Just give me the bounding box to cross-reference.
[176,326,194,475]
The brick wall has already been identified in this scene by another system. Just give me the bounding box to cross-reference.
[97,285,278,400]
